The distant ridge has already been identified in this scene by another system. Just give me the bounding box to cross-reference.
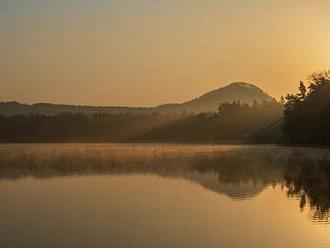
[157,82,272,112]
[0,82,273,116]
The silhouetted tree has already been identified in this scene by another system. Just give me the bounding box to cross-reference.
[284,70,330,144]
[218,101,249,116]
[298,81,307,100]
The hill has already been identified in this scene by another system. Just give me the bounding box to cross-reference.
[157,82,272,112]
[0,82,273,116]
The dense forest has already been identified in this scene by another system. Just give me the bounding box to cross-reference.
[138,100,282,142]
[283,70,330,145]
[0,100,282,143]
[0,70,329,144]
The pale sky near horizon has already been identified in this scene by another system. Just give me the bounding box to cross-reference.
[1,0,329,106]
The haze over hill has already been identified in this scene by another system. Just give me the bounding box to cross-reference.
[0,82,273,116]
[157,82,272,112]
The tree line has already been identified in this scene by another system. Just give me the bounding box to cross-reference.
[283,70,330,145]
[0,101,282,143]
[0,69,329,144]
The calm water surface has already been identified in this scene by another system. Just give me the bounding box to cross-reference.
[0,144,330,248]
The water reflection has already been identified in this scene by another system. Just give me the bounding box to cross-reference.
[284,159,330,222]
[0,144,330,222]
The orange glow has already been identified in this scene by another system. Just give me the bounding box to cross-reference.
[0,0,329,106]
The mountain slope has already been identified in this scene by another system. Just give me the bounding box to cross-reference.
[0,82,273,115]
[157,82,272,112]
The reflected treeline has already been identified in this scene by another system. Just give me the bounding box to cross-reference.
[0,144,330,222]
[284,157,330,222]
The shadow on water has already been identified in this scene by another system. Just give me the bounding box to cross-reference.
[0,144,330,222]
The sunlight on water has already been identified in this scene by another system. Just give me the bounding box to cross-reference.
[0,144,330,248]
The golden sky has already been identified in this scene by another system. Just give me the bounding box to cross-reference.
[0,0,329,106]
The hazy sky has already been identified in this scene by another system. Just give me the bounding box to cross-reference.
[1,0,329,106]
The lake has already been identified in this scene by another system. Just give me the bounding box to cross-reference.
[0,144,330,248]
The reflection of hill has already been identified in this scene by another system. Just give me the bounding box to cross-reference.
[0,145,288,199]
[181,172,265,199]
[1,144,330,221]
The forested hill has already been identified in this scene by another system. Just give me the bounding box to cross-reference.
[157,82,272,112]
[0,82,273,116]
[0,100,283,143]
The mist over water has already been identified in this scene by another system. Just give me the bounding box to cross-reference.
[0,144,330,247]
